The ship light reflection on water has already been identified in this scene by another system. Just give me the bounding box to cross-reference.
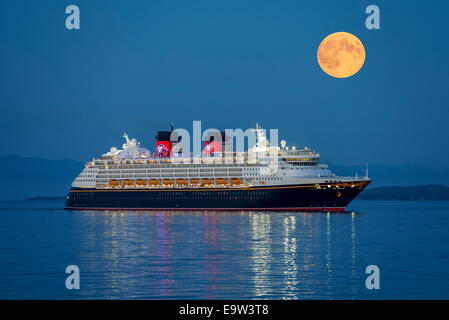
[68,209,362,299]
[2,201,447,299]
[250,213,273,298]
[281,215,298,299]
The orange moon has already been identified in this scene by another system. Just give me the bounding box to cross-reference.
[317,32,366,78]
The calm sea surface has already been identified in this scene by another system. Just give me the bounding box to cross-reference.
[0,200,448,299]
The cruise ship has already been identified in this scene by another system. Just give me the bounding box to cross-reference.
[65,125,370,211]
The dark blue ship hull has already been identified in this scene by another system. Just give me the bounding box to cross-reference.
[64,181,370,211]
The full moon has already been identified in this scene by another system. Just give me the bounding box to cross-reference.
[317,32,366,78]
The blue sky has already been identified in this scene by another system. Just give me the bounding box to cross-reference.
[0,0,448,167]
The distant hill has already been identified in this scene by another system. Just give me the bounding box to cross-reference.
[0,155,83,200]
[358,185,449,201]
[25,196,66,201]
[0,155,448,200]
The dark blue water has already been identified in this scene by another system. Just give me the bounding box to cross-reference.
[0,200,448,299]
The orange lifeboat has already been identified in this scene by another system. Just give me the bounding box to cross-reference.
[201,178,213,186]
[230,178,243,185]
[149,179,160,186]
[163,179,174,186]
[136,179,147,186]
[176,179,188,186]
[123,179,133,186]
[109,179,120,187]
[215,178,228,185]
[190,178,199,185]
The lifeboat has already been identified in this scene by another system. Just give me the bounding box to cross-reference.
[176,179,188,186]
[163,179,174,185]
[123,179,134,186]
[215,178,228,185]
[149,179,160,186]
[201,178,213,186]
[109,179,120,187]
[230,178,243,185]
[190,178,199,185]
[135,179,147,186]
